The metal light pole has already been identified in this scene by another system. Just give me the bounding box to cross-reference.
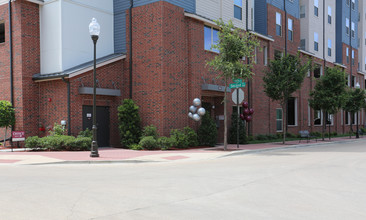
[89,18,100,157]
[355,82,360,139]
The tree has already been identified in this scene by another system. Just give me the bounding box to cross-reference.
[0,100,15,146]
[263,54,311,144]
[343,87,366,138]
[207,19,259,150]
[197,113,217,147]
[228,110,247,144]
[309,67,347,140]
[117,99,141,148]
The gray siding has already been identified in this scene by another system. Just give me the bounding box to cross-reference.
[255,0,267,35]
[113,0,195,53]
[267,0,300,18]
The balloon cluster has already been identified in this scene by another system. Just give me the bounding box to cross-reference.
[240,101,254,122]
[188,98,206,121]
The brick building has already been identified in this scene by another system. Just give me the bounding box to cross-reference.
[0,0,365,147]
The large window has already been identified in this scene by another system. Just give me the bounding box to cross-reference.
[276,109,283,132]
[352,50,355,66]
[314,110,322,125]
[234,0,242,20]
[204,26,219,53]
[328,6,332,24]
[314,32,319,51]
[314,64,321,78]
[276,12,282,36]
[300,5,305,18]
[351,0,355,10]
[351,22,355,38]
[287,97,297,126]
[288,19,293,41]
[263,46,268,66]
[346,47,349,64]
[328,39,332,57]
[0,23,4,43]
[314,0,318,17]
[346,18,350,35]
[300,39,305,50]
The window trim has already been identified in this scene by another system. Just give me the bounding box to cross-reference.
[263,46,268,66]
[288,18,293,42]
[346,18,350,35]
[234,0,243,20]
[204,26,219,53]
[314,32,319,51]
[328,39,332,57]
[314,0,319,17]
[328,6,332,24]
[276,12,282,37]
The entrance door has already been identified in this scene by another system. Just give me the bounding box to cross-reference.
[82,106,110,147]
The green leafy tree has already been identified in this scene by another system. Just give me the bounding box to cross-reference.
[207,19,260,150]
[343,87,366,138]
[309,67,347,140]
[117,99,141,148]
[263,54,311,144]
[229,110,246,144]
[197,113,217,147]
[0,101,15,146]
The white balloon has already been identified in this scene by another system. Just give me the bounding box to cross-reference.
[189,105,197,113]
[197,107,206,116]
[193,114,201,121]
[188,112,193,118]
[193,98,201,107]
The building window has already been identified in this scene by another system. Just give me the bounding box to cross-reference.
[0,23,4,43]
[364,32,366,45]
[314,110,322,125]
[325,112,334,125]
[364,57,366,71]
[314,0,318,16]
[234,0,242,20]
[346,0,350,6]
[351,75,355,87]
[352,50,355,66]
[276,108,283,132]
[351,22,355,38]
[328,6,332,24]
[346,18,350,35]
[263,46,268,66]
[276,12,282,36]
[328,39,332,57]
[287,97,297,126]
[300,5,305,18]
[345,111,350,125]
[254,46,258,64]
[288,19,293,41]
[204,26,219,53]
[351,0,355,10]
[346,47,349,64]
[314,32,318,51]
[314,64,321,78]
[300,39,305,50]
[274,50,283,60]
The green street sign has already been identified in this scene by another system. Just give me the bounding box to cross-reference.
[233,79,243,83]
[229,82,246,89]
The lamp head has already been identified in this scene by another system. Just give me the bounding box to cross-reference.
[89,18,100,37]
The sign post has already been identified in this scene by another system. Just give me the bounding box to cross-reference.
[230,80,246,149]
[12,131,25,152]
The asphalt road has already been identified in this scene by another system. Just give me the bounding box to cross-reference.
[1,139,366,220]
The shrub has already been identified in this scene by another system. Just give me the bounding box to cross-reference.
[130,144,144,151]
[170,129,189,149]
[49,123,67,136]
[118,99,142,148]
[331,132,338,137]
[183,127,198,147]
[139,136,158,150]
[360,127,366,134]
[286,132,295,138]
[247,135,254,141]
[266,134,277,140]
[142,125,159,140]
[198,113,217,147]
[256,134,268,140]
[157,136,175,150]
[78,128,93,138]
[71,137,91,151]
[310,132,321,137]
[25,136,41,149]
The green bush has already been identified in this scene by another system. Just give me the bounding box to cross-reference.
[25,136,41,149]
[310,132,321,137]
[71,137,91,151]
[286,133,295,138]
[247,135,254,141]
[78,128,93,138]
[157,136,175,150]
[266,134,277,140]
[142,125,159,140]
[198,113,217,147]
[139,136,158,150]
[183,127,198,147]
[130,144,144,150]
[170,129,189,149]
[49,123,67,136]
[118,99,142,148]
[256,134,268,140]
[360,127,366,134]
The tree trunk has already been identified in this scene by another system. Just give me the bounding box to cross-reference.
[3,126,7,148]
[224,77,228,151]
[322,111,325,141]
[281,103,286,144]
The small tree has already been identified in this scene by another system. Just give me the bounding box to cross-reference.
[343,87,366,138]
[117,99,141,148]
[0,101,15,146]
[309,67,347,140]
[228,110,246,144]
[197,113,217,147]
[207,19,259,150]
[263,54,311,144]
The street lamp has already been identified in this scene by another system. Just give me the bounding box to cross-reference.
[89,18,100,157]
[355,82,360,139]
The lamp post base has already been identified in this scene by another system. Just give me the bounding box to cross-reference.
[90,141,99,157]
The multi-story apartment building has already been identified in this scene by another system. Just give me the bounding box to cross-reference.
[0,0,364,147]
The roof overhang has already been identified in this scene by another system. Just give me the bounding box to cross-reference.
[33,53,126,82]
[334,62,347,69]
[27,0,44,5]
[184,12,218,28]
[298,49,314,56]
[249,31,274,42]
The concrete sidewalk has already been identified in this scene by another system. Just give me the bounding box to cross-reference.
[0,136,363,165]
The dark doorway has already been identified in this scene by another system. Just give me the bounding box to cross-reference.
[82,106,110,147]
